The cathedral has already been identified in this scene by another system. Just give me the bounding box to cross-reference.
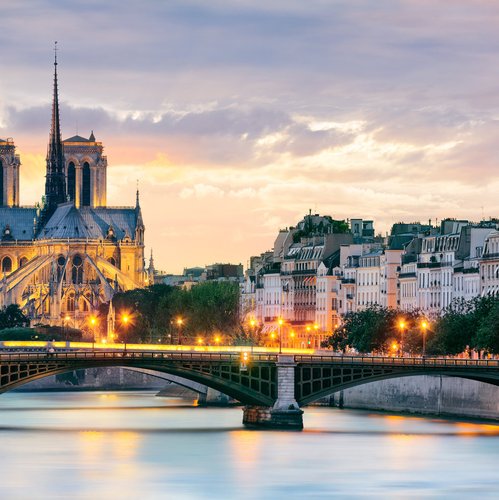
[0,52,146,329]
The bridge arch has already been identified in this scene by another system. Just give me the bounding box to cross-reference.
[296,365,499,406]
[0,354,276,407]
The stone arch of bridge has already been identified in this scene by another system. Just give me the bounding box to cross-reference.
[0,361,274,407]
[298,370,499,406]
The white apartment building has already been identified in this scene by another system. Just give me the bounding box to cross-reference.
[481,231,499,297]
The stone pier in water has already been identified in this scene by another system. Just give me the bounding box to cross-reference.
[243,354,303,430]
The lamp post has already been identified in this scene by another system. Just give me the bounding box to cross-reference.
[90,316,97,350]
[122,313,129,353]
[64,315,70,344]
[421,320,428,359]
[176,317,183,345]
[398,320,406,357]
[278,318,283,354]
[306,325,312,348]
[249,319,256,353]
[313,323,319,350]
[290,330,295,350]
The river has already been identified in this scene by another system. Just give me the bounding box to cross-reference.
[1,391,499,499]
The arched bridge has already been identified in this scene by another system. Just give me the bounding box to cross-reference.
[2,350,499,429]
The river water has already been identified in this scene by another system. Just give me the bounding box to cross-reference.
[1,391,499,499]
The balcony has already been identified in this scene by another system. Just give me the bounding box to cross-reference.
[292,269,316,275]
[481,253,499,260]
[398,272,416,279]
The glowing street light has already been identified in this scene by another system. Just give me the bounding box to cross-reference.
[176,317,184,345]
[421,320,428,358]
[398,320,406,357]
[121,313,130,352]
[64,314,70,343]
[278,317,284,354]
[89,315,97,350]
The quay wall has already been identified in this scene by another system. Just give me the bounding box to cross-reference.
[322,375,499,420]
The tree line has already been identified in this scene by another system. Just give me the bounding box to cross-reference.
[98,282,241,344]
[321,297,499,356]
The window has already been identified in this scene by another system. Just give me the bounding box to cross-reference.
[67,162,76,201]
[82,162,91,206]
[71,254,84,284]
[2,256,12,273]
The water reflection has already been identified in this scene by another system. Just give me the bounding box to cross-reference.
[0,391,499,498]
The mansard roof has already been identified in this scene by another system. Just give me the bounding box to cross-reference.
[0,207,37,241]
[37,203,137,241]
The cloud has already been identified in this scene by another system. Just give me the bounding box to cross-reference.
[1,0,499,271]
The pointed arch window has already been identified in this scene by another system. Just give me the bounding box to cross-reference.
[67,293,75,312]
[67,162,76,201]
[71,254,84,284]
[2,256,12,273]
[19,256,28,268]
[82,162,91,206]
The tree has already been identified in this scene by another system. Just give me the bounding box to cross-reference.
[0,304,29,330]
[427,297,497,355]
[322,306,399,354]
[473,300,499,354]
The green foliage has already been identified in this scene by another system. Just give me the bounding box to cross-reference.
[0,328,36,341]
[102,281,241,344]
[473,300,499,354]
[427,297,498,355]
[322,297,499,356]
[322,305,427,355]
[0,304,29,330]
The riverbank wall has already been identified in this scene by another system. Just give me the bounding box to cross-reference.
[321,375,499,420]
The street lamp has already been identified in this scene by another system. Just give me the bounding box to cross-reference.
[249,319,256,353]
[278,318,283,354]
[176,317,183,345]
[214,335,221,347]
[121,313,129,353]
[421,320,428,358]
[306,325,312,348]
[89,316,97,350]
[398,320,406,357]
[290,330,295,350]
[64,315,70,344]
[313,323,319,349]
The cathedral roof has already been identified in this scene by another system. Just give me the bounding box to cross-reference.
[37,203,137,241]
[63,135,91,143]
[0,207,37,240]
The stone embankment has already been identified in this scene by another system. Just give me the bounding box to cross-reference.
[321,375,499,420]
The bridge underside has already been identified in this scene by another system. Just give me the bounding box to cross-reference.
[295,362,499,406]
[0,356,277,407]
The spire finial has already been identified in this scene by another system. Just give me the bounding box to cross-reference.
[136,179,140,207]
[54,41,58,65]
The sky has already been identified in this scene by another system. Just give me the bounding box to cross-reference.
[1,0,499,273]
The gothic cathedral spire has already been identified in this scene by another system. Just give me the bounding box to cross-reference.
[44,41,66,217]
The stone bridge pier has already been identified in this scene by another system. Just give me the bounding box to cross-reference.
[243,355,303,430]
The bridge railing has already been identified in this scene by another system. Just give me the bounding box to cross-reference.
[294,355,499,368]
[0,350,279,363]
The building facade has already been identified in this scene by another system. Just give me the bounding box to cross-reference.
[0,55,146,330]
